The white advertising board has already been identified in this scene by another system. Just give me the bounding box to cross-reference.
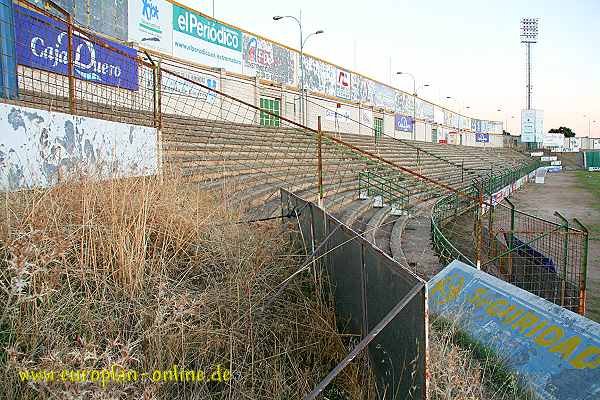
[530,151,543,157]
[534,110,544,142]
[521,110,536,142]
[128,0,174,54]
[172,4,243,73]
[521,109,543,143]
[541,156,558,162]
[543,132,564,148]
[324,108,351,124]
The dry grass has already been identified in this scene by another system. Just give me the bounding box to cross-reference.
[0,175,371,399]
[428,317,534,400]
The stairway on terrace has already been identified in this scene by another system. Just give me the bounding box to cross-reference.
[162,117,534,279]
[11,89,535,280]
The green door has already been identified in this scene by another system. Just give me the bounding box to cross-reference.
[374,117,383,142]
[432,128,438,143]
[260,97,280,127]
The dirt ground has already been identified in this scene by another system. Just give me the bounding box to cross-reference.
[508,171,600,321]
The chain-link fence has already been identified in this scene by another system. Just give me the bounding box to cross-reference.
[431,164,589,315]
[6,0,464,218]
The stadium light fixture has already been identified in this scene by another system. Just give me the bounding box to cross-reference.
[521,18,539,110]
[520,18,539,43]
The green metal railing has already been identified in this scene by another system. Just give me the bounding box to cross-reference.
[430,160,589,315]
[358,170,411,213]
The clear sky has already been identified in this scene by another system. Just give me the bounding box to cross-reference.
[183,0,599,136]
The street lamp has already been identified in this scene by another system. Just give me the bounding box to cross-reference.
[497,109,507,134]
[396,72,418,140]
[583,114,593,138]
[274,14,323,126]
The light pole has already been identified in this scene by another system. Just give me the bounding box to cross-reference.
[274,14,323,126]
[396,72,417,140]
[497,109,507,134]
[584,114,593,138]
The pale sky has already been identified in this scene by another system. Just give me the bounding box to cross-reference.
[182,0,599,137]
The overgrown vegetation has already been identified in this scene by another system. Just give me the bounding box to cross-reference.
[0,174,557,399]
[429,317,536,400]
[0,176,373,399]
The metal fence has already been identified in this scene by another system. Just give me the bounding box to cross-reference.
[281,189,427,400]
[4,0,492,218]
[431,164,589,315]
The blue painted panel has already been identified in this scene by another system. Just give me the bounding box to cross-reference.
[508,233,557,273]
[14,5,138,90]
[0,0,17,99]
[429,260,600,400]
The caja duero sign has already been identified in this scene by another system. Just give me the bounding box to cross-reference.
[394,114,414,132]
[15,6,139,90]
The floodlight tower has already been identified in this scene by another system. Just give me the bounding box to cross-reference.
[520,18,539,110]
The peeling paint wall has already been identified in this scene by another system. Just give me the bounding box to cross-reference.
[0,103,158,191]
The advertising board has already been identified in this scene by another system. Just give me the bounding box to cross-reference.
[16,5,138,90]
[521,109,536,142]
[324,108,351,124]
[172,4,243,72]
[429,260,600,400]
[543,132,564,148]
[476,132,489,143]
[394,114,414,132]
[243,34,295,85]
[335,68,352,100]
[128,0,173,54]
[541,156,558,162]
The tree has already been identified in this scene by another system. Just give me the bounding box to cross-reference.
[548,126,575,138]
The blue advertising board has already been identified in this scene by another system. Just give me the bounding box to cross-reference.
[394,114,414,132]
[429,260,600,400]
[476,132,489,143]
[14,5,138,90]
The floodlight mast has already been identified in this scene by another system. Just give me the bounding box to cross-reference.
[520,18,539,110]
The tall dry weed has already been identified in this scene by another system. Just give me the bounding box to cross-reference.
[0,176,371,399]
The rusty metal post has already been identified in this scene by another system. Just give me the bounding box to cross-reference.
[573,218,588,315]
[317,116,324,207]
[66,14,75,114]
[505,198,516,282]
[554,211,569,307]
[476,180,484,270]
[44,1,74,113]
